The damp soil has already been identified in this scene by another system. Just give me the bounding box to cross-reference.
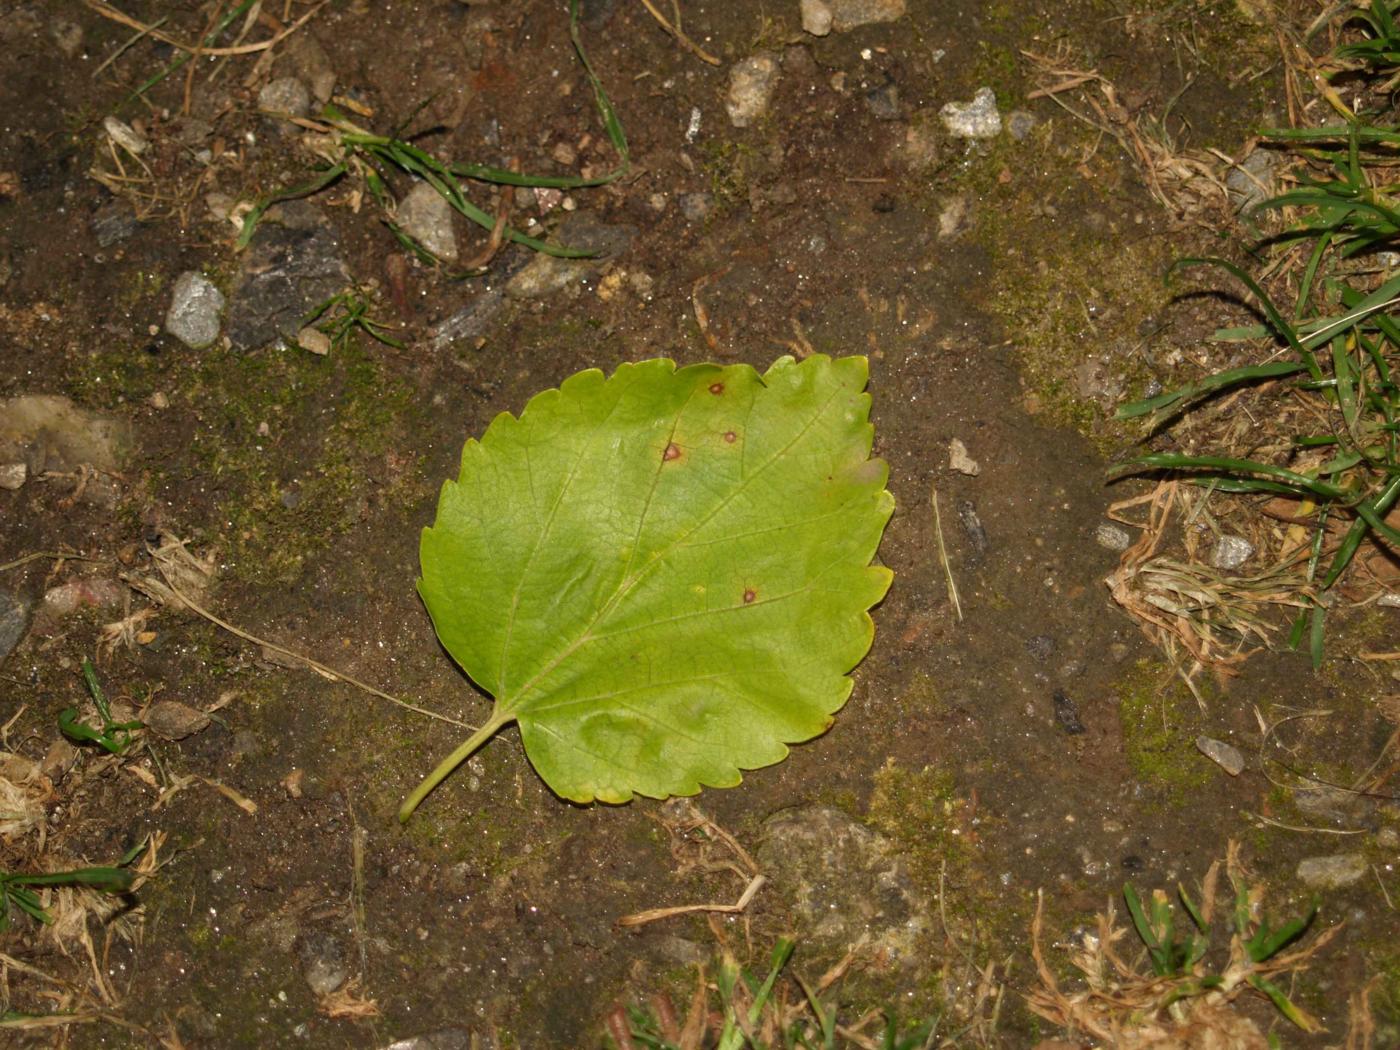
[1,1,1397,1047]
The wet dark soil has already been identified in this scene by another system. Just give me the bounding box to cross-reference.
[1,1,1397,1047]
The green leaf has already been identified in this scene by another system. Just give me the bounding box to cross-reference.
[405,356,894,816]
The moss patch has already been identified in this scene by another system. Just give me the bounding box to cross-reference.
[182,340,419,586]
[1115,659,1212,803]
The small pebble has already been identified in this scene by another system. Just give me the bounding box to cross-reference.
[257,76,312,119]
[396,181,458,262]
[1296,853,1367,890]
[103,116,148,155]
[0,462,26,490]
[143,700,212,741]
[1006,109,1037,141]
[1052,690,1085,735]
[1195,735,1244,776]
[1211,534,1254,570]
[948,437,980,475]
[725,53,781,128]
[1095,522,1132,551]
[680,192,714,223]
[940,86,1001,139]
[165,271,226,350]
[957,500,989,557]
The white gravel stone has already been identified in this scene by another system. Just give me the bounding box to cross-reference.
[1095,522,1132,551]
[940,86,1001,139]
[726,53,781,128]
[102,116,148,155]
[1296,853,1367,890]
[948,438,980,476]
[1211,534,1254,570]
[164,271,225,350]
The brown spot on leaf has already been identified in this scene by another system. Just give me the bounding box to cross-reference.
[743,588,756,604]
[663,442,682,461]
[723,431,737,444]
[708,382,724,395]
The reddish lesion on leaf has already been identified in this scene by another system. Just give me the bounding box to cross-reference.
[708,382,725,395]
[743,587,756,604]
[723,430,737,444]
[663,442,682,461]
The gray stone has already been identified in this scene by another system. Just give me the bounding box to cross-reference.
[1053,690,1085,734]
[0,395,129,474]
[280,33,336,103]
[1296,853,1367,890]
[504,212,636,300]
[940,87,1001,140]
[1211,535,1254,570]
[1293,783,1369,824]
[894,113,940,169]
[1095,522,1132,551]
[680,192,715,223]
[102,115,148,155]
[91,199,140,247]
[43,578,126,616]
[396,182,458,262]
[801,0,906,35]
[165,271,226,350]
[800,0,833,35]
[1227,149,1279,214]
[863,77,901,121]
[298,931,348,996]
[0,592,33,663]
[726,53,781,128]
[1195,736,1245,776]
[143,700,212,741]
[258,76,312,118]
[382,1030,477,1050]
[226,201,351,351]
[957,500,988,558]
[430,288,505,350]
[756,805,926,964]
[0,462,24,489]
[1006,109,1038,141]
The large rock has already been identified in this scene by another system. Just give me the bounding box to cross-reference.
[800,0,906,36]
[756,805,926,966]
[0,592,32,663]
[226,201,350,352]
[504,212,636,300]
[0,395,129,474]
[1296,852,1367,890]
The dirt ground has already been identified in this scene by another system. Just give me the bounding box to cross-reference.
[1,0,1397,1047]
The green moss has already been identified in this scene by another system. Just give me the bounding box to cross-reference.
[184,340,418,586]
[925,121,1168,448]
[1115,659,1212,803]
[699,140,758,210]
[866,759,1040,1035]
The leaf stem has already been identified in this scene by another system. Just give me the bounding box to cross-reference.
[398,710,513,822]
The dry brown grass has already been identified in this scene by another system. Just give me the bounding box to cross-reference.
[1028,842,1339,1048]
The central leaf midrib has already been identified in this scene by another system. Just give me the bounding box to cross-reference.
[498,383,846,717]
